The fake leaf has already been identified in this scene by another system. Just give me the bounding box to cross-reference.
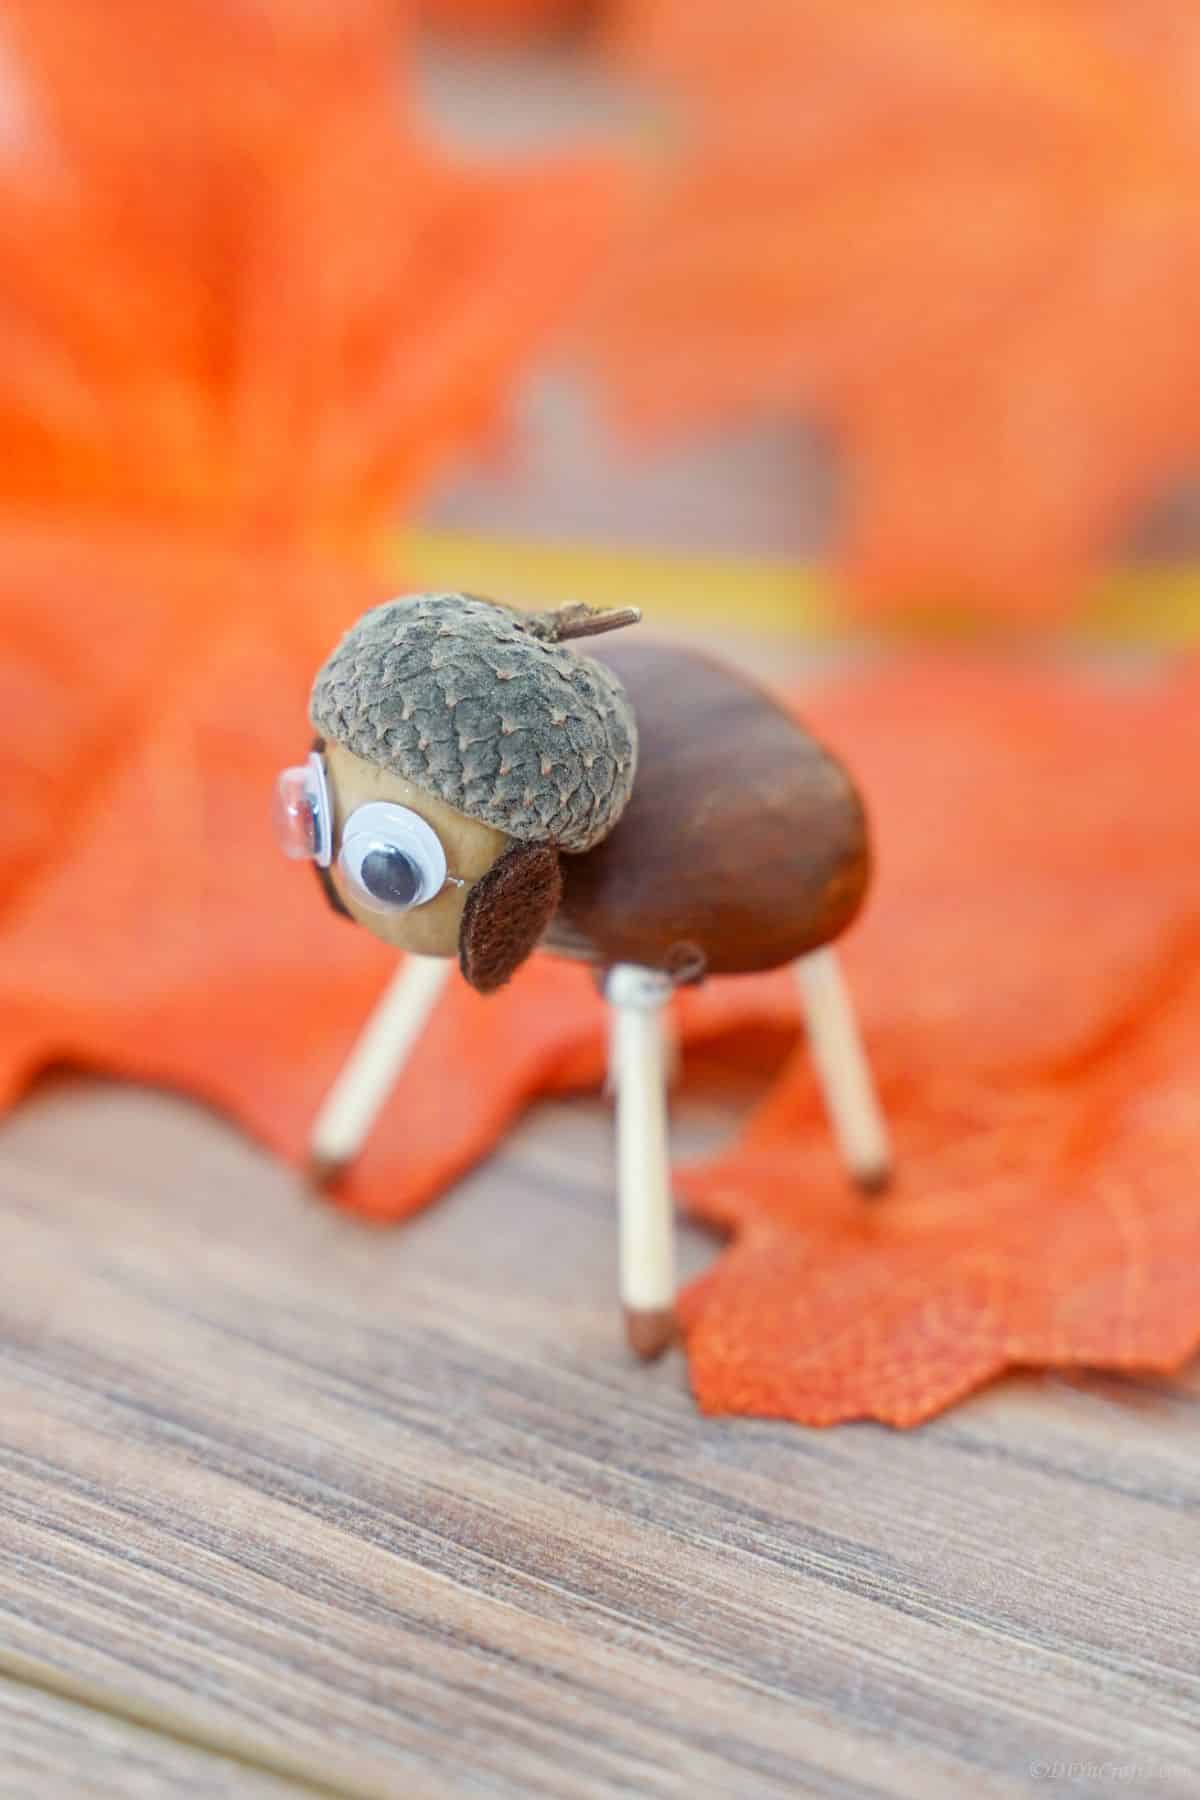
[3,0,1200,1430]
[598,0,1200,617]
[0,0,620,1125]
[0,0,618,1197]
[0,0,619,542]
[8,554,1200,1433]
[674,660,1200,1424]
[0,539,612,1216]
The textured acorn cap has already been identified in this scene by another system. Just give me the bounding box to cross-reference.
[309,593,639,853]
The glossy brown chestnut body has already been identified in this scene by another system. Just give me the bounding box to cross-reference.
[545,639,871,980]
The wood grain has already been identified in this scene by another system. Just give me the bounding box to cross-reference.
[0,1670,310,1798]
[0,1072,1197,1799]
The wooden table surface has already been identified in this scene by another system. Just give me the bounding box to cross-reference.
[1,1051,1197,1800]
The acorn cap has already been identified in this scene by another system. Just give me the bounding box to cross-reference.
[309,592,639,853]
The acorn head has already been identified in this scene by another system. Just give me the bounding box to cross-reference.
[309,592,638,853]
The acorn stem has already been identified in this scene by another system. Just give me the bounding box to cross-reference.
[527,602,642,643]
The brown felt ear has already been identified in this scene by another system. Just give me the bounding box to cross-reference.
[459,842,563,994]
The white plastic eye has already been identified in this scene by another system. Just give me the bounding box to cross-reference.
[337,802,448,914]
[273,753,332,866]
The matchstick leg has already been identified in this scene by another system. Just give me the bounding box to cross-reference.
[794,947,891,1192]
[308,954,453,1186]
[605,992,681,1096]
[606,964,677,1360]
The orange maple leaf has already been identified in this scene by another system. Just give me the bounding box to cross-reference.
[7,556,1200,1428]
[673,659,1200,1424]
[0,2,621,1179]
[596,0,1200,617]
[4,0,1199,1432]
[0,533,614,1208]
[0,0,619,1001]
[0,0,618,545]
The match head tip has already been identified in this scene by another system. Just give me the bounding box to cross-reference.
[624,1305,677,1361]
[305,1151,346,1191]
[855,1163,892,1197]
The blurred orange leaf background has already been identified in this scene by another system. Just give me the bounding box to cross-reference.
[2,0,1200,1426]
[595,0,1200,618]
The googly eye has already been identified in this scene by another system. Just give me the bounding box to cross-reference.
[338,802,448,914]
[273,753,332,866]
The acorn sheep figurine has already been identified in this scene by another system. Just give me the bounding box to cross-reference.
[275,591,889,1359]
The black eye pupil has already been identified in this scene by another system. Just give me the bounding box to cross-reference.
[361,846,422,907]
